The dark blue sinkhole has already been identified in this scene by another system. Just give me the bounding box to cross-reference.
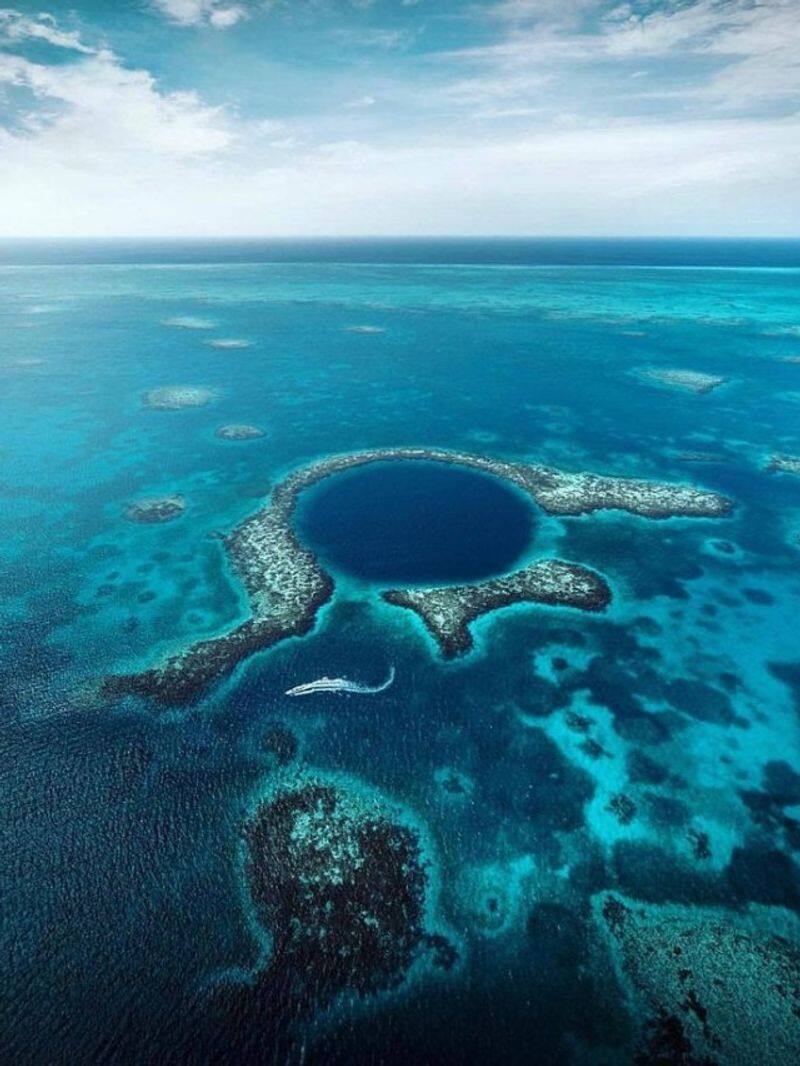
[294,460,536,586]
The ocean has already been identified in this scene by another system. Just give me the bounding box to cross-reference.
[2,239,800,1064]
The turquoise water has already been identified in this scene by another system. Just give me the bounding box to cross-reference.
[2,241,800,1063]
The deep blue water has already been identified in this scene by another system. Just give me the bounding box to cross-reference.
[3,235,800,266]
[295,461,534,584]
[2,240,800,1065]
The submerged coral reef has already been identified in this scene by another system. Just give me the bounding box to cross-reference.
[595,893,800,1065]
[242,775,456,1018]
[215,424,265,441]
[769,454,800,476]
[123,495,186,524]
[142,386,215,410]
[637,368,727,395]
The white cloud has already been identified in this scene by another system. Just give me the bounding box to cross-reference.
[344,94,376,108]
[457,1,800,110]
[0,46,235,159]
[1,108,798,237]
[0,6,797,237]
[333,26,412,50]
[0,9,95,52]
[151,1,249,29]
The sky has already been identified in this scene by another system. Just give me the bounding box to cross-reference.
[0,0,798,237]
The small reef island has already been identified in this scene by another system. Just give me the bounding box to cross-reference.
[104,447,732,706]
[143,385,215,410]
[123,494,185,524]
[205,338,253,350]
[162,315,216,331]
[637,367,727,394]
[215,423,265,441]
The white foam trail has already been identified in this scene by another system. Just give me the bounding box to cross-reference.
[285,666,395,697]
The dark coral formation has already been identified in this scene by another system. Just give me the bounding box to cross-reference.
[104,447,731,705]
[595,892,800,1066]
[260,721,298,767]
[635,1009,718,1065]
[123,495,186,524]
[607,793,637,825]
[383,560,611,658]
[581,737,611,760]
[740,760,800,852]
[243,778,455,1017]
[688,829,712,862]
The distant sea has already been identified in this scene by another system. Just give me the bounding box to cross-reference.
[3,235,800,267]
[2,238,800,1065]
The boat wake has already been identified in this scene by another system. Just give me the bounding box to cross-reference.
[285,666,395,697]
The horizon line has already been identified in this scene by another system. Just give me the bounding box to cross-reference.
[2,234,800,243]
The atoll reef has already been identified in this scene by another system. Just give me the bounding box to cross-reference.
[215,423,265,441]
[769,454,800,476]
[384,560,610,657]
[638,368,727,394]
[595,893,800,1065]
[242,775,456,1018]
[104,447,731,705]
[123,495,185,524]
[142,385,215,410]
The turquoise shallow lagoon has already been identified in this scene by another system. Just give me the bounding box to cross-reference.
[2,240,800,1064]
